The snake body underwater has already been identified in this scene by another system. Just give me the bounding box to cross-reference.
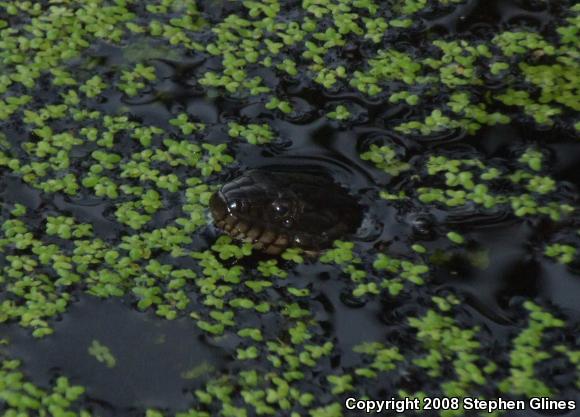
[210,169,363,254]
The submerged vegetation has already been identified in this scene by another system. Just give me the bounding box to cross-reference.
[0,0,579,416]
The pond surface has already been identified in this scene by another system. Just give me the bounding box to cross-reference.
[0,1,579,416]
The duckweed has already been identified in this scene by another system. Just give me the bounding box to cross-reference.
[1,0,579,416]
[88,340,117,369]
[360,144,411,176]
[545,243,577,265]
[228,122,275,145]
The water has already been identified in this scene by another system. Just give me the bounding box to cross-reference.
[1,0,579,415]
[4,296,226,414]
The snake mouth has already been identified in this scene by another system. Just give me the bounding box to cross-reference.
[210,191,290,255]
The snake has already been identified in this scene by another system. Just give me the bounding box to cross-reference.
[209,169,363,255]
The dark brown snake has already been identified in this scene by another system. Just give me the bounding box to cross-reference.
[209,169,363,254]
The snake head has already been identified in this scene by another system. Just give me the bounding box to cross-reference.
[210,169,362,254]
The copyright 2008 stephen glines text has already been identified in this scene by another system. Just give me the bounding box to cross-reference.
[345,396,577,414]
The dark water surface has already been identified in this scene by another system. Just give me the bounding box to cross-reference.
[1,0,579,415]
[4,296,226,413]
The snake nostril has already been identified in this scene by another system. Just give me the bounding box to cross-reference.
[228,200,238,212]
[209,192,227,221]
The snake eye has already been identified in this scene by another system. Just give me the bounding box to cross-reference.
[272,200,290,217]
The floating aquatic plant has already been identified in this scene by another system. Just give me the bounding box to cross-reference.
[88,340,117,368]
[0,1,578,416]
